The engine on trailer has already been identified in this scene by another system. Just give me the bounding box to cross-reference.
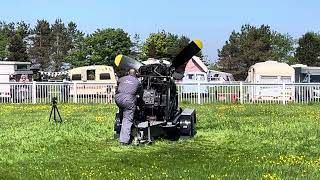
[114,39,203,144]
[136,63,178,123]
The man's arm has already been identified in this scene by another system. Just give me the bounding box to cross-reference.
[115,78,122,94]
[137,81,143,97]
[136,81,143,110]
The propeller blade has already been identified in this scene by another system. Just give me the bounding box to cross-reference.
[171,39,203,71]
[114,55,143,71]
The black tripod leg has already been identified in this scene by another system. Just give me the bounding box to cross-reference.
[49,106,54,122]
[147,121,152,143]
[55,107,63,123]
[54,106,56,122]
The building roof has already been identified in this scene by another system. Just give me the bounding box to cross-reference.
[68,65,114,72]
[0,61,31,65]
[191,56,208,72]
[184,56,208,73]
[291,64,320,74]
[291,64,308,68]
[249,61,294,76]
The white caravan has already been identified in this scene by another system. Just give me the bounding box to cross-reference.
[246,61,295,101]
[67,65,116,98]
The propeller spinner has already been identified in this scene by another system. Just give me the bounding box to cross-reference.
[114,54,143,72]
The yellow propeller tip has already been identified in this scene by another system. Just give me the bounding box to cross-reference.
[115,55,123,66]
[193,39,203,49]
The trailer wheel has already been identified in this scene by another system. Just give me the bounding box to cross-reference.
[165,127,180,140]
[179,113,196,139]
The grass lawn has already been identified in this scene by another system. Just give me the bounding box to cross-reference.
[1,103,320,179]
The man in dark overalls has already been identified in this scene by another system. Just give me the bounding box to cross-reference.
[115,69,142,145]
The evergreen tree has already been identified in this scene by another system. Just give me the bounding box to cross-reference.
[29,20,51,70]
[130,33,144,60]
[66,21,84,50]
[50,19,69,71]
[8,21,30,61]
[270,32,296,63]
[217,24,273,80]
[8,34,28,61]
[0,22,14,60]
[295,32,320,66]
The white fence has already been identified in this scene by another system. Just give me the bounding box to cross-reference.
[0,82,115,104]
[1,82,320,104]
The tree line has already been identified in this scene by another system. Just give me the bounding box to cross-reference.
[0,19,203,72]
[1,20,319,81]
[0,19,84,71]
[216,24,320,80]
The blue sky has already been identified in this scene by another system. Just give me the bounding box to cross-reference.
[1,0,320,62]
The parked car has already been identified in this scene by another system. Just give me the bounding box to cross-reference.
[207,70,235,83]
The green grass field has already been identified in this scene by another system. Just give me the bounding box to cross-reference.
[1,103,320,179]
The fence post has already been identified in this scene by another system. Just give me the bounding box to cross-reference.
[197,82,201,104]
[240,82,243,104]
[73,82,77,103]
[32,81,36,104]
[282,83,286,105]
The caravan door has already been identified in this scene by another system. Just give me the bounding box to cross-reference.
[258,76,281,99]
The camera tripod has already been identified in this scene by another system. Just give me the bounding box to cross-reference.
[49,97,63,123]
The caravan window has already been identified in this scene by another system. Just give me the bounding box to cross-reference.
[16,64,28,70]
[87,70,95,80]
[209,74,220,81]
[100,73,111,80]
[187,74,195,80]
[309,75,320,82]
[280,76,292,83]
[260,76,278,83]
[196,74,205,81]
[72,74,81,80]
